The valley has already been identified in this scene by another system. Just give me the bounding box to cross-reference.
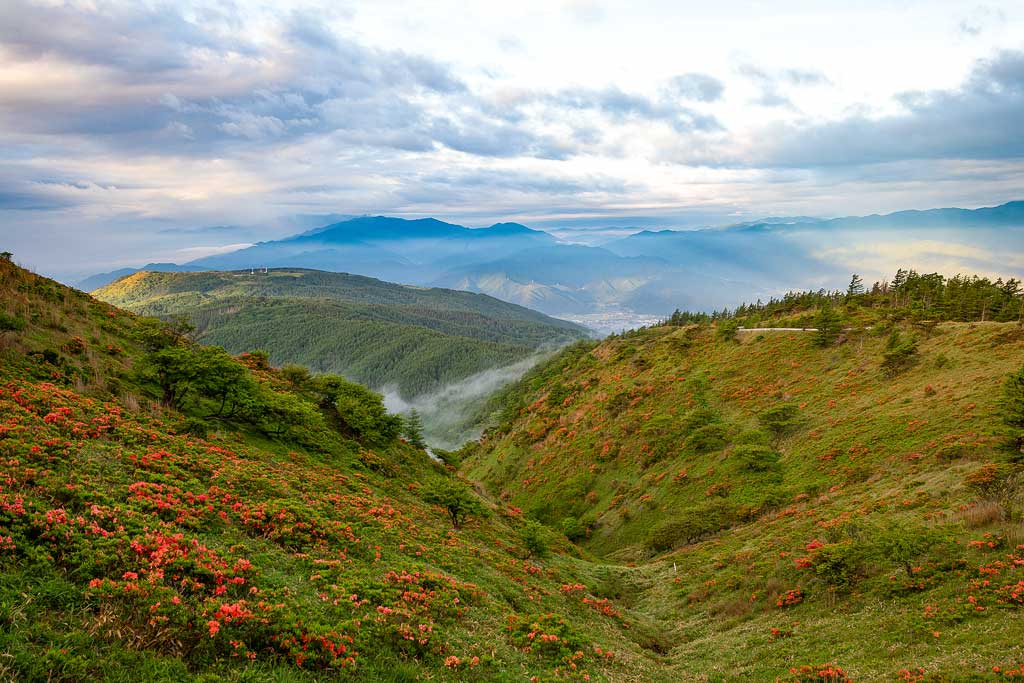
[2,255,1023,680]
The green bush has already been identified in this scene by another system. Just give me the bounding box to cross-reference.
[734,429,771,446]
[881,330,919,377]
[811,542,867,590]
[759,402,802,438]
[560,516,587,542]
[521,519,549,557]
[732,444,781,472]
[1003,364,1024,455]
[422,479,485,529]
[646,501,735,552]
[686,423,729,453]
[0,312,26,333]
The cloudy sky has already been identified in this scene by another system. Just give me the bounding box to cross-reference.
[1,0,1023,279]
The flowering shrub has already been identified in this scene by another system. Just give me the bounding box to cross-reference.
[776,588,804,608]
[506,613,611,679]
[0,378,621,679]
[779,664,851,682]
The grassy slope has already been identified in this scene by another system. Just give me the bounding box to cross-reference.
[93,269,587,397]
[464,321,1024,680]
[0,260,657,682]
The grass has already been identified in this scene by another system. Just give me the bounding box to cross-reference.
[464,319,1024,680]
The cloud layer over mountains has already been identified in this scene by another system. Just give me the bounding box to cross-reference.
[1,1,1023,279]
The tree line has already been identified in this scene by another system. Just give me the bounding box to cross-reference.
[660,269,1023,328]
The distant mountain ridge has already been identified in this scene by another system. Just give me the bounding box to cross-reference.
[79,201,1024,320]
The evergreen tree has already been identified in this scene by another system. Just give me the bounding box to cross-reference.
[813,302,843,347]
[716,319,739,343]
[847,273,864,298]
[881,330,919,377]
[1003,365,1024,455]
[404,409,427,449]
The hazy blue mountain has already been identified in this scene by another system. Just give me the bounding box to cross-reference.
[77,201,1024,323]
[188,216,557,283]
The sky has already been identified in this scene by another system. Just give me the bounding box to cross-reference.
[1,0,1023,280]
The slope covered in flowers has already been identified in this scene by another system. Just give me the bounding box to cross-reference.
[464,318,1024,679]
[0,259,655,681]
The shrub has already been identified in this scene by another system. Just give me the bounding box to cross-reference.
[759,402,802,439]
[520,519,548,558]
[811,542,866,590]
[646,501,735,551]
[717,319,739,343]
[1003,365,1024,455]
[732,444,781,472]
[687,423,729,453]
[279,363,311,387]
[682,406,719,433]
[734,429,771,446]
[560,516,587,542]
[876,522,944,576]
[0,312,26,333]
[881,330,919,377]
[423,479,485,529]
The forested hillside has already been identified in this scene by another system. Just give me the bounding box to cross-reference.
[463,276,1024,679]
[93,269,586,398]
[0,257,657,682]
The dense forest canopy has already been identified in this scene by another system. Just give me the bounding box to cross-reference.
[94,269,587,397]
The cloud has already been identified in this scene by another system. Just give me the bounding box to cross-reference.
[562,0,605,24]
[665,73,726,102]
[173,243,255,259]
[957,6,1006,36]
[746,49,1024,167]
[543,85,723,132]
[737,63,829,108]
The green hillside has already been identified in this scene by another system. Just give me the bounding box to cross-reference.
[93,269,587,398]
[463,281,1024,679]
[0,257,657,682]
[6,257,1024,681]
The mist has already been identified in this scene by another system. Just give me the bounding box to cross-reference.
[380,352,553,450]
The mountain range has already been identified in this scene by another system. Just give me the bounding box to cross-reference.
[79,201,1024,328]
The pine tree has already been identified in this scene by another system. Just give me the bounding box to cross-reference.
[1003,366,1024,455]
[847,273,864,298]
[813,302,843,347]
[404,409,427,449]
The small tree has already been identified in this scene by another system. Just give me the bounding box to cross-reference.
[877,522,941,576]
[758,402,802,440]
[846,273,864,298]
[311,374,402,444]
[194,347,256,418]
[1003,365,1024,454]
[813,302,843,347]
[0,252,12,261]
[280,363,311,387]
[716,319,739,343]
[881,330,918,377]
[521,519,549,558]
[423,479,485,529]
[403,409,427,449]
[138,345,202,409]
